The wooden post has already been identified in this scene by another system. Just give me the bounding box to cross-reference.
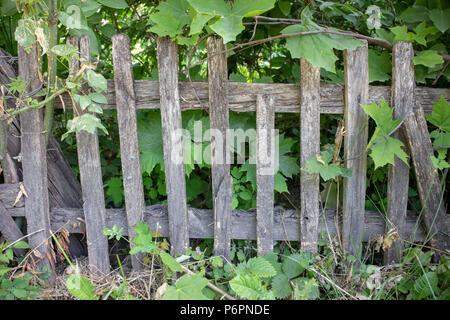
[207,37,233,260]
[0,201,25,257]
[112,34,146,269]
[18,43,55,282]
[256,95,275,256]
[299,58,321,254]
[342,42,369,259]
[69,36,110,274]
[385,42,414,264]
[403,108,449,256]
[156,37,189,256]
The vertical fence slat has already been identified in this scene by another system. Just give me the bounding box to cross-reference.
[112,34,145,269]
[18,43,55,282]
[299,58,321,254]
[69,35,110,274]
[207,37,233,260]
[385,42,414,264]
[256,95,275,256]
[342,42,369,259]
[403,108,449,255]
[156,37,189,256]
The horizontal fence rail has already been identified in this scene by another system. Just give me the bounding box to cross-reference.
[2,34,449,275]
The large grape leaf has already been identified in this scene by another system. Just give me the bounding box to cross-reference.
[412,50,444,68]
[188,0,276,43]
[368,49,391,83]
[362,99,409,169]
[281,7,362,73]
[429,8,450,33]
[426,96,450,132]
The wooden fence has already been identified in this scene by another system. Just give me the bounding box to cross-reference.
[1,34,449,276]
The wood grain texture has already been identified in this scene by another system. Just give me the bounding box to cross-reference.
[256,95,275,256]
[207,37,233,260]
[385,42,415,264]
[18,44,55,281]
[156,37,189,256]
[70,35,110,274]
[0,200,25,256]
[342,43,369,259]
[54,81,449,114]
[112,34,146,269]
[3,203,437,244]
[403,108,449,255]
[299,58,321,254]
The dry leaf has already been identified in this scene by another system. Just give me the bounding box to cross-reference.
[154,283,168,300]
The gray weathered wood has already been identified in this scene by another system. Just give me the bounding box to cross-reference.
[403,108,449,254]
[385,42,415,264]
[342,42,369,259]
[70,35,110,274]
[3,203,437,244]
[299,58,321,254]
[256,95,275,256]
[112,34,146,269]
[18,44,55,281]
[156,37,189,256]
[207,37,233,260]
[0,200,25,256]
[53,81,449,114]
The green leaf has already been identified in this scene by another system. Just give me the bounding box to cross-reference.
[231,0,276,18]
[149,11,183,38]
[303,148,352,181]
[431,155,450,170]
[138,112,165,174]
[88,92,108,104]
[15,19,36,50]
[413,22,439,46]
[282,253,305,279]
[390,25,415,43]
[159,251,184,272]
[368,49,391,83]
[229,274,272,300]
[0,265,11,276]
[62,113,107,140]
[412,50,444,68]
[292,277,320,300]
[274,171,289,194]
[106,177,123,206]
[74,94,92,111]
[66,275,98,300]
[96,0,128,9]
[426,96,450,132]
[413,272,438,300]
[429,8,450,33]
[399,6,430,23]
[210,15,245,43]
[163,274,210,300]
[368,137,409,169]
[190,12,213,35]
[281,8,362,72]
[271,273,291,299]
[13,241,30,249]
[187,0,230,16]
[51,44,79,57]
[86,70,107,92]
[242,257,277,278]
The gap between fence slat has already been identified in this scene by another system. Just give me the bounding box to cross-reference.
[256,95,275,256]
[385,42,414,264]
[156,37,189,256]
[207,37,233,260]
[112,34,146,270]
[342,42,369,260]
[69,35,110,274]
[299,58,321,254]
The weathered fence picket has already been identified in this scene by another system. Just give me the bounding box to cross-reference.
[342,42,369,259]
[156,37,189,256]
[2,33,447,274]
[69,35,110,274]
[18,43,55,281]
[112,34,146,270]
[207,37,233,260]
[385,42,415,264]
[299,58,321,254]
[256,95,275,256]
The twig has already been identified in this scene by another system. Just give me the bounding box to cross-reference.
[432,60,449,86]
